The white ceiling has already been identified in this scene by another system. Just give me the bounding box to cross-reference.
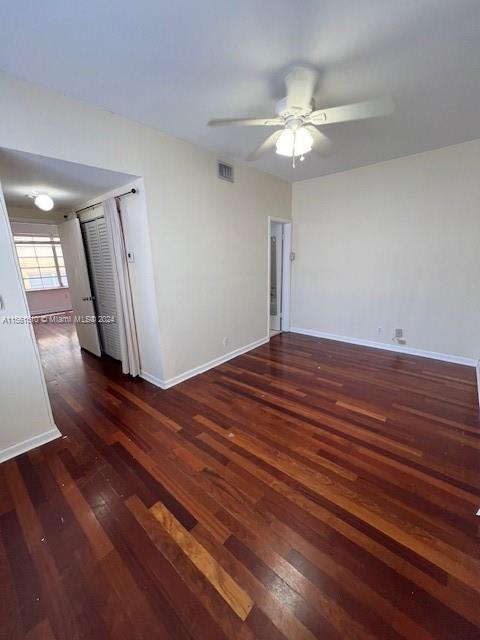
[0,148,136,213]
[0,0,479,182]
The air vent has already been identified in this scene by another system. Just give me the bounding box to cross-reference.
[217,161,234,183]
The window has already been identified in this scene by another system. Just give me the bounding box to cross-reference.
[14,234,68,290]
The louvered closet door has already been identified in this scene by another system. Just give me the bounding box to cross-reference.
[81,217,122,361]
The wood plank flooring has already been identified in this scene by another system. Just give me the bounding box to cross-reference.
[1,316,479,639]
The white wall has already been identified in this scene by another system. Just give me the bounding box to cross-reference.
[0,72,291,386]
[157,162,290,382]
[291,139,480,361]
[0,185,59,461]
[24,288,71,315]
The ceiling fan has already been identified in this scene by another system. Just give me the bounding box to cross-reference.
[208,66,394,167]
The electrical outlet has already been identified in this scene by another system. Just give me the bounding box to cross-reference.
[223,337,229,347]
[394,328,403,338]
[377,327,383,335]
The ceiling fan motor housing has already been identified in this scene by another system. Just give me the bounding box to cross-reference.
[284,116,305,131]
[275,97,314,120]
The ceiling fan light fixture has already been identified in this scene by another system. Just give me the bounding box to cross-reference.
[275,127,313,158]
[34,193,54,211]
[208,66,393,163]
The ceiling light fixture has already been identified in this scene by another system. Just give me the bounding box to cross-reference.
[275,127,313,158]
[33,193,54,211]
[275,126,313,167]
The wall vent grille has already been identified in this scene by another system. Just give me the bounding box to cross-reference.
[217,161,234,183]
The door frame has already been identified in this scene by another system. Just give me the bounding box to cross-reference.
[267,216,292,336]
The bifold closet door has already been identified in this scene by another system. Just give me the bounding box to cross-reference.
[81,216,122,361]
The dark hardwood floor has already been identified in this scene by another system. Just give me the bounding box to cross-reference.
[1,316,479,640]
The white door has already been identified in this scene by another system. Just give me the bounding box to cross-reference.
[270,221,283,332]
[81,216,122,361]
[58,218,101,356]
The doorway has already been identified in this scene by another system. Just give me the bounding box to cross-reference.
[268,216,291,336]
[0,147,144,376]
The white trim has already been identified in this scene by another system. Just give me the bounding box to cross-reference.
[25,286,69,293]
[10,216,65,225]
[29,305,72,316]
[139,369,166,389]
[476,360,480,409]
[290,328,476,367]
[267,216,292,335]
[141,335,270,390]
[0,427,61,464]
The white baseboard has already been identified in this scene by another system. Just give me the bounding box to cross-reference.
[0,427,61,464]
[31,305,72,316]
[140,369,166,389]
[476,360,480,408]
[141,335,270,390]
[290,328,476,367]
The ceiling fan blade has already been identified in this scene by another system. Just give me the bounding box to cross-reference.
[304,125,332,156]
[247,130,283,161]
[285,66,317,112]
[309,97,394,125]
[208,117,282,127]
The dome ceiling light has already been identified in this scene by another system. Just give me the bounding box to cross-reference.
[27,192,55,211]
